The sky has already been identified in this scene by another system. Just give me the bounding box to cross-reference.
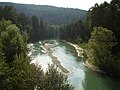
[1,0,111,10]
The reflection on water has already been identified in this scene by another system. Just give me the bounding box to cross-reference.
[30,40,120,90]
[84,70,120,90]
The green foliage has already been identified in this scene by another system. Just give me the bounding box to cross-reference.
[31,15,40,41]
[8,55,40,90]
[86,0,120,54]
[35,64,73,90]
[0,20,73,90]
[60,20,89,43]
[17,12,33,37]
[2,5,17,23]
[0,5,60,42]
[0,2,87,25]
[0,19,27,63]
[85,0,120,78]
[88,27,116,71]
[0,41,9,89]
[43,64,73,90]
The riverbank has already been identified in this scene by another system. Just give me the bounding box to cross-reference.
[69,42,105,74]
[68,42,84,58]
[83,60,105,74]
[43,43,69,74]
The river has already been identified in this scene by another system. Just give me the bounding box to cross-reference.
[29,40,120,90]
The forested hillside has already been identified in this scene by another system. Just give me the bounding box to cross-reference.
[0,2,87,24]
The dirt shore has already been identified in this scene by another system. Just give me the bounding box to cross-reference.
[83,60,105,74]
[69,42,105,74]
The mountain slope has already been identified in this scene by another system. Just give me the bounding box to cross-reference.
[0,2,87,24]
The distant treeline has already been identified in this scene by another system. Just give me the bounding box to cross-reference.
[59,20,89,43]
[0,2,87,25]
[0,5,59,42]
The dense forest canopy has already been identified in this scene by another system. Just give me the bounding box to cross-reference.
[86,0,120,55]
[0,2,87,25]
[0,11,73,90]
[86,0,120,79]
[0,5,61,42]
[59,20,89,43]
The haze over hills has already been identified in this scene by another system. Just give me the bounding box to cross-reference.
[0,2,87,24]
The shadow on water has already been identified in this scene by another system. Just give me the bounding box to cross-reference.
[84,66,120,90]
